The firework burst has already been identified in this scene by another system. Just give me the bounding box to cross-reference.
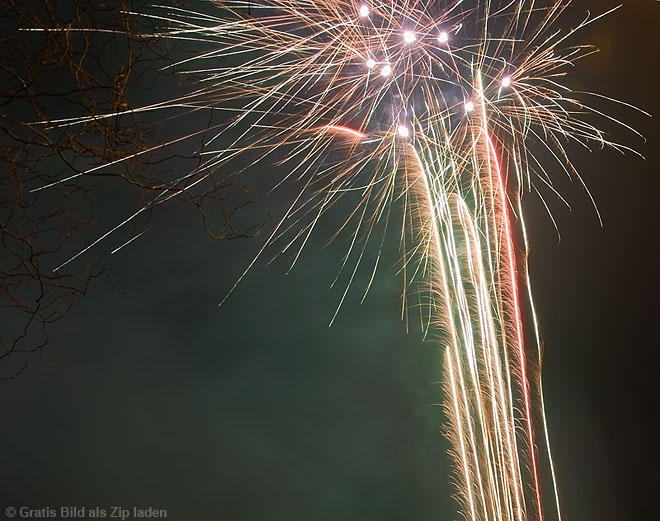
[27,1,646,520]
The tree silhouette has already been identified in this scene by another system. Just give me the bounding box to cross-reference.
[1,0,256,379]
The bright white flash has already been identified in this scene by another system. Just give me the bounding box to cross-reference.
[465,100,475,112]
[397,125,410,138]
[502,76,512,88]
[403,31,416,43]
[359,5,369,17]
[366,58,376,69]
[438,32,449,43]
[381,64,392,77]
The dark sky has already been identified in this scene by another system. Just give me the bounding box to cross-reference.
[1,1,659,520]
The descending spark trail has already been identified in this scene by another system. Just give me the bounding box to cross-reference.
[28,1,645,519]
[409,130,542,520]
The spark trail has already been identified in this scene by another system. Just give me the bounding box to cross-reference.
[30,1,645,520]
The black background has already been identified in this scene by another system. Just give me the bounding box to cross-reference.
[1,1,658,520]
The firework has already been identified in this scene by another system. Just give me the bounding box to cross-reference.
[28,1,645,520]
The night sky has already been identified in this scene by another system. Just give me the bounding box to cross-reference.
[1,1,659,520]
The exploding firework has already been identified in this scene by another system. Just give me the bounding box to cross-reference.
[15,1,645,520]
